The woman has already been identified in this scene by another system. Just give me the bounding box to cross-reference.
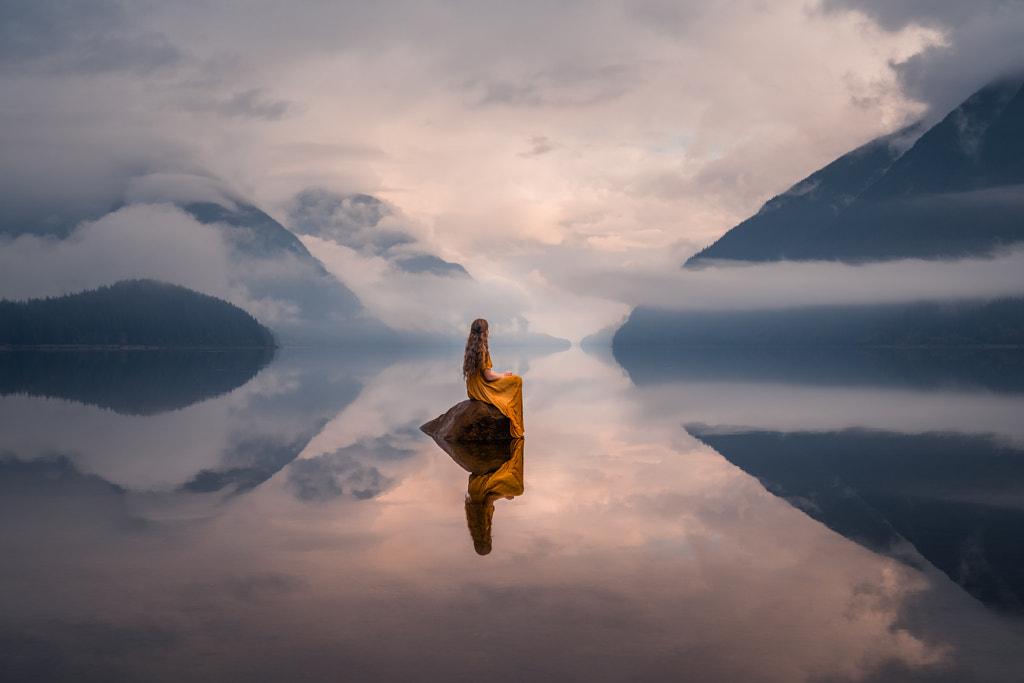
[463,318,524,438]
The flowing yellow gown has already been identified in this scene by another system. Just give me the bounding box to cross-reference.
[466,350,524,438]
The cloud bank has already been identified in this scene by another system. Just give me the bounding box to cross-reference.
[1,1,1022,339]
[556,247,1024,312]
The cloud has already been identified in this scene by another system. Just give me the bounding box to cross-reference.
[286,188,469,279]
[287,189,404,254]
[520,135,559,157]
[552,247,1024,312]
[0,203,232,301]
[216,89,291,120]
[466,63,641,108]
[178,88,293,121]
[823,0,1024,119]
[297,234,529,335]
[287,435,415,502]
[0,0,181,75]
[0,347,364,493]
[123,172,241,209]
[649,382,1024,448]
[821,0,1011,31]
[0,195,377,343]
[0,0,938,247]
[2,0,1021,341]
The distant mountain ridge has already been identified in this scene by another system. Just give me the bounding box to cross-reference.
[0,279,276,347]
[686,77,1024,265]
[285,189,471,278]
[184,201,330,271]
[614,298,1024,349]
[180,198,373,326]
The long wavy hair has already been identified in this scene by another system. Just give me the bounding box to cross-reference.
[462,318,489,380]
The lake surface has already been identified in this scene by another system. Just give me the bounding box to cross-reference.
[2,345,1023,682]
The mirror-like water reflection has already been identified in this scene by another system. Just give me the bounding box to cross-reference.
[1,346,1023,682]
[0,348,276,415]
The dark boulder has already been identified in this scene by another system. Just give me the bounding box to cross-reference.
[420,399,512,443]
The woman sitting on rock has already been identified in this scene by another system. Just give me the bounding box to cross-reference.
[463,318,524,438]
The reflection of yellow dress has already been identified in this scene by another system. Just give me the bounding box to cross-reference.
[466,438,525,504]
[466,350,524,438]
[465,439,525,555]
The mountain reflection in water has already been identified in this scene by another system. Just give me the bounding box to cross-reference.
[688,426,1024,613]
[1,345,1023,683]
[0,348,276,415]
[0,348,379,499]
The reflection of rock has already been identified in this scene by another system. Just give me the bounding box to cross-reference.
[426,435,515,476]
[420,400,511,443]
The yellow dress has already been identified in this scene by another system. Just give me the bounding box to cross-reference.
[466,350,524,438]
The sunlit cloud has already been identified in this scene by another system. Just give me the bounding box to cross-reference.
[1,0,1021,339]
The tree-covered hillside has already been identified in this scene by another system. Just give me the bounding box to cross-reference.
[0,280,276,347]
[613,298,1024,350]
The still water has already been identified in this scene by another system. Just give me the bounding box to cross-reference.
[1,345,1023,682]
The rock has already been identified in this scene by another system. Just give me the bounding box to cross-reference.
[420,399,512,443]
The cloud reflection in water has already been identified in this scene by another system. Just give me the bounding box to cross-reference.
[1,346,1023,681]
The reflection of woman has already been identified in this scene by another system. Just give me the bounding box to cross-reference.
[463,318,524,438]
[465,438,524,555]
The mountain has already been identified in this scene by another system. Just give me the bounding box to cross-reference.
[180,198,386,343]
[0,279,276,347]
[285,189,471,278]
[686,77,1024,266]
[184,201,331,271]
[1,171,399,345]
[613,298,1024,351]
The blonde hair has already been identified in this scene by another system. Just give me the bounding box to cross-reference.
[462,318,489,380]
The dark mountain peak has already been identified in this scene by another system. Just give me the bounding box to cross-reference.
[182,200,327,272]
[685,121,924,266]
[861,76,1024,199]
[686,77,1024,266]
[393,253,471,278]
[287,188,393,244]
[176,196,377,332]
[284,187,473,280]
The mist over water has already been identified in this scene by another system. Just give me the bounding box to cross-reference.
[2,346,1023,682]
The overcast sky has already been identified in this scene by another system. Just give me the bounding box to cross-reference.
[2,0,1023,340]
